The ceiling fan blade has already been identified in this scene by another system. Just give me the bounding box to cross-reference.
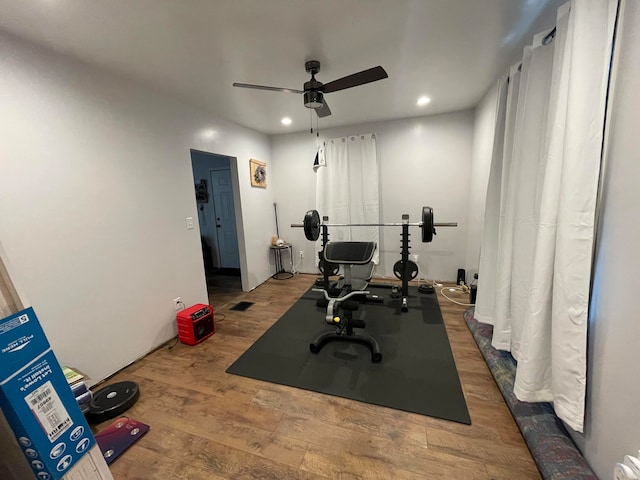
[232,83,304,94]
[321,66,388,93]
[316,100,332,118]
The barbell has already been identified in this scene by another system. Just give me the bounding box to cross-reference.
[291,206,457,243]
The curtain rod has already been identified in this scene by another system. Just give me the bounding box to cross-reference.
[542,27,557,45]
[516,26,557,73]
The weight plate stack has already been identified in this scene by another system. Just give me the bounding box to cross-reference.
[86,381,140,424]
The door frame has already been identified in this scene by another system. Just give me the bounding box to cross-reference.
[190,149,247,289]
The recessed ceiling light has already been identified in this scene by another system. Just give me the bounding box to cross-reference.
[281,117,292,126]
[417,96,431,106]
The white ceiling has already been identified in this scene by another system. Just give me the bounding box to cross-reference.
[0,0,563,135]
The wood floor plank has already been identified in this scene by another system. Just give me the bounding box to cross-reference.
[93,274,540,479]
[182,439,326,480]
[253,387,428,446]
[276,413,493,479]
[426,427,538,473]
[136,397,307,469]
[485,463,543,480]
[106,445,181,480]
[301,442,492,480]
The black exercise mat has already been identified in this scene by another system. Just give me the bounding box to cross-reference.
[226,286,471,424]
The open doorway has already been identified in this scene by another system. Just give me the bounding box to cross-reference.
[190,150,242,297]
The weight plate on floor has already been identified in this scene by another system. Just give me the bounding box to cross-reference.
[86,381,140,424]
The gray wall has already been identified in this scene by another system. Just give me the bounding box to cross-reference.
[466,81,500,281]
[574,1,640,477]
[0,31,273,385]
[271,111,474,282]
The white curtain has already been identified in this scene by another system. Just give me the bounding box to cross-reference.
[315,134,380,264]
[494,31,556,359]
[475,0,617,432]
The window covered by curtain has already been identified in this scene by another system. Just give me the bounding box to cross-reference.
[475,0,618,432]
[315,134,380,264]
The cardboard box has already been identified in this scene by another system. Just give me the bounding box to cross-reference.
[0,307,113,480]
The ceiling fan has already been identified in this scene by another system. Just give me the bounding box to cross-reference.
[232,60,388,118]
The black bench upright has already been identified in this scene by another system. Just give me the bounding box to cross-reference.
[310,241,382,363]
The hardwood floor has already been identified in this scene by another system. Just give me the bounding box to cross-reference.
[92,274,540,479]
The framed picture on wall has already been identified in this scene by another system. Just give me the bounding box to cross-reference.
[250,159,267,188]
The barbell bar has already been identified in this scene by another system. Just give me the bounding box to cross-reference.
[291,206,457,243]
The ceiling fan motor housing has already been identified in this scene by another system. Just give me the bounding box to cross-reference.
[304,76,324,108]
[304,89,324,109]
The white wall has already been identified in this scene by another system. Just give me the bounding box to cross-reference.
[576,1,640,477]
[0,31,274,384]
[271,111,474,282]
[466,81,500,282]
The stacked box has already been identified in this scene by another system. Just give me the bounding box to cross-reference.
[0,307,113,480]
[63,367,93,414]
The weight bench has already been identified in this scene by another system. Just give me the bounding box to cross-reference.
[310,241,382,363]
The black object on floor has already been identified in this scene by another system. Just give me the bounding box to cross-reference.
[86,381,140,424]
[226,286,471,424]
[230,301,255,311]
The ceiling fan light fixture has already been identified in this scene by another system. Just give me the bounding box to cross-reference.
[233,61,387,118]
[304,90,324,109]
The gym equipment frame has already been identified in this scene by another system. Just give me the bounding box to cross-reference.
[291,206,457,243]
[292,207,458,312]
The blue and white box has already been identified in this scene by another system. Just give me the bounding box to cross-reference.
[0,307,113,480]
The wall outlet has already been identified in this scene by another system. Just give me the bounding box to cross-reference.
[173,297,182,311]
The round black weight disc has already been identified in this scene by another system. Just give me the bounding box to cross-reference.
[303,210,321,241]
[422,206,434,243]
[393,260,419,281]
[86,381,140,424]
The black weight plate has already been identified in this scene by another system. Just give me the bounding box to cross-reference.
[393,260,419,281]
[422,206,434,242]
[303,210,321,241]
[86,381,140,424]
